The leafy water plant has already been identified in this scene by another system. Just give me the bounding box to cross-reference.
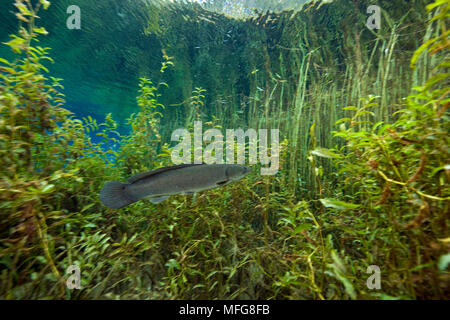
[310,0,449,299]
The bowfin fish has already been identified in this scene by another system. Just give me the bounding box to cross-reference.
[99,164,251,209]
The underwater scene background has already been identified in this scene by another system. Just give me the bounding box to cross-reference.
[0,0,448,299]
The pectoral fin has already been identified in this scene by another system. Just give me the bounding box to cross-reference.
[216,180,228,186]
[149,195,170,204]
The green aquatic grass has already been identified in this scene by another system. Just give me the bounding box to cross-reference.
[0,0,448,300]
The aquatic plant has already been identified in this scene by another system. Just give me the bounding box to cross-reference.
[310,0,449,298]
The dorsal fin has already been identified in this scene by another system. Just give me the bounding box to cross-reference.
[127,163,205,183]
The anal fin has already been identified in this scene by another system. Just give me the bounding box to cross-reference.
[149,195,170,204]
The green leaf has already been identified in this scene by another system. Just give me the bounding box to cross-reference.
[293,223,313,234]
[0,66,17,74]
[430,164,450,177]
[40,184,55,194]
[4,36,27,53]
[328,250,356,299]
[14,3,32,16]
[309,122,316,139]
[371,293,402,300]
[83,223,97,228]
[36,256,47,264]
[165,259,180,270]
[40,0,51,10]
[0,58,10,65]
[410,36,440,69]
[81,203,96,212]
[426,0,448,11]
[423,73,450,90]
[311,148,342,159]
[320,198,360,210]
[33,27,48,35]
[438,254,450,271]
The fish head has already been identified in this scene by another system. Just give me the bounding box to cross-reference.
[225,164,251,183]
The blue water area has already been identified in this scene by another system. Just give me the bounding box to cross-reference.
[67,100,131,138]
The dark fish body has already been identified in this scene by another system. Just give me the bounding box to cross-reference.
[100,164,251,209]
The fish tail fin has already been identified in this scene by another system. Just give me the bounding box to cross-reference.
[99,181,134,209]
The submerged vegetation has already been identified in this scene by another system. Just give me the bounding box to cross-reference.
[0,0,449,299]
